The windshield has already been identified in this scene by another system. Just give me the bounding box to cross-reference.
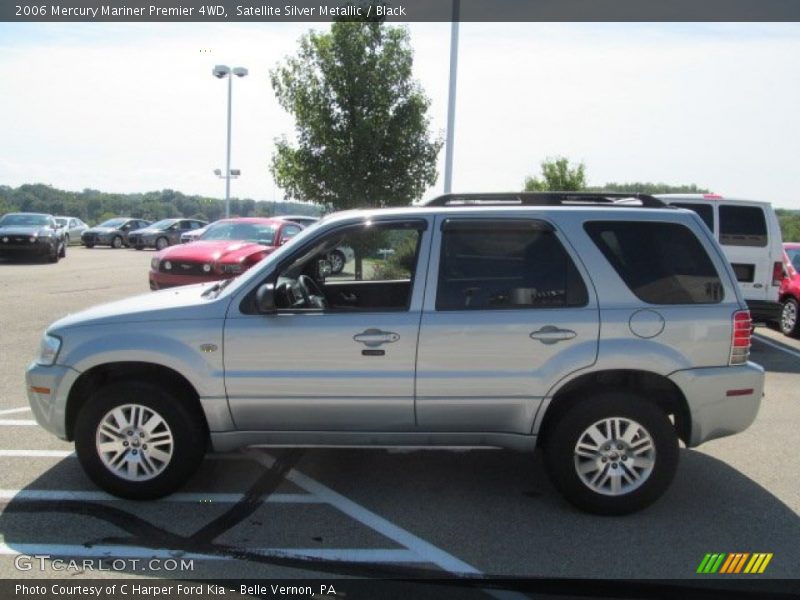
[788,248,800,272]
[215,218,326,299]
[98,218,127,228]
[149,219,178,230]
[54,218,68,227]
[201,222,277,245]
[0,214,50,227]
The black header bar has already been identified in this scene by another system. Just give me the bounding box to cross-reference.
[4,0,800,23]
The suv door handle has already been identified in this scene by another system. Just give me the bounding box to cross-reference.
[353,329,400,347]
[529,326,577,344]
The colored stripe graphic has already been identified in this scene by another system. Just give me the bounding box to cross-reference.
[698,552,773,574]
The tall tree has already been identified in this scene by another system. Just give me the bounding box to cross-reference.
[524,157,586,191]
[270,17,442,211]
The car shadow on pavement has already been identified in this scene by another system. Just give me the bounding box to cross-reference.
[751,337,800,375]
[0,446,797,584]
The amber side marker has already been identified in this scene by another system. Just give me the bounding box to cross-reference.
[30,386,50,394]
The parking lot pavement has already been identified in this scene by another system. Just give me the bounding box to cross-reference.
[0,247,798,583]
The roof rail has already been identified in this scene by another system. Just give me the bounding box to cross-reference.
[421,192,668,208]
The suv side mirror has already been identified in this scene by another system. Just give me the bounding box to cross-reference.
[255,283,276,314]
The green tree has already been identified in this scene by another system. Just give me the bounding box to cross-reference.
[270,17,442,211]
[524,157,587,192]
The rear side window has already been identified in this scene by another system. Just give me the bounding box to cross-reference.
[719,205,767,247]
[670,202,714,231]
[585,221,724,304]
[437,221,588,310]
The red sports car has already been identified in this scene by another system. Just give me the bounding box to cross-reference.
[779,242,800,337]
[149,217,304,290]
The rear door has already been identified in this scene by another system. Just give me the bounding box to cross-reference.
[718,203,773,303]
[415,216,600,434]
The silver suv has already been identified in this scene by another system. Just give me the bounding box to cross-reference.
[26,193,764,515]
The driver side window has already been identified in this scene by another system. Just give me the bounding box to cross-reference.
[274,222,424,312]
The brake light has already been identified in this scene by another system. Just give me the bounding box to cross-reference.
[773,261,784,286]
[730,310,752,365]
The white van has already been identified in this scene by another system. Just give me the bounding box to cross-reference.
[657,194,784,324]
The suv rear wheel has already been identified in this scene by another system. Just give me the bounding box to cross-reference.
[74,381,207,499]
[543,392,678,515]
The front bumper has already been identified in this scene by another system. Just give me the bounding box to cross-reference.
[0,239,52,255]
[746,300,782,324]
[26,361,82,440]
[670,362,764,447]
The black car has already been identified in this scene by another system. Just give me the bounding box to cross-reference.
[81,218,151,249]
[0,213,66,262]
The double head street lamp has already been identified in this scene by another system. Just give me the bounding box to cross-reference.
[212,64,248,218]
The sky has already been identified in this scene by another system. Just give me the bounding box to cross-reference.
[1,22,800,208]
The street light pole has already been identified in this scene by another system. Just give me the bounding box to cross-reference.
[443,0,460,194]
[212,65,248,218]
[225,71,233,218]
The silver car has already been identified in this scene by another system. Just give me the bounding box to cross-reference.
[54,216,88,245]
[26,193,764,514]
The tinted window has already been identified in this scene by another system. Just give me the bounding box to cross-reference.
[719,205,767,247]
[585,221,723,304]
[671,202,714,231]
[281,224,302,242]
[787,249,800,272]
[202,222,277,245]
[436,222,588,311]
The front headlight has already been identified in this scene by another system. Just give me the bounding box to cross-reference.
[150,257,159,270]
[36,334,62,366]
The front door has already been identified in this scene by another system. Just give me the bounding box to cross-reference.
[223,217,431,431]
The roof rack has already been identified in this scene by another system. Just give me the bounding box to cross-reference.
[421,192,668,208]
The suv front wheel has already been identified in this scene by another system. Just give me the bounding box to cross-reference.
[74,381,207,499]
[543,392,678,515]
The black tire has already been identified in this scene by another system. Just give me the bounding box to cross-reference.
[155,237,169,251]
[780,297,800,338]
[74,380,207,499]
[543,392,678,515]
[47,242,59,263]
[329,249,346,274]
[64,234,70,245]
[59,240,66,258]
[111,236,123,249]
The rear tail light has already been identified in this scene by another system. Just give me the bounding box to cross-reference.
[773,261,784,286]
[730,310,752,365]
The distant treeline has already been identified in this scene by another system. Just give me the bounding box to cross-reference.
[0,184,321,226]
[777,209,800,243]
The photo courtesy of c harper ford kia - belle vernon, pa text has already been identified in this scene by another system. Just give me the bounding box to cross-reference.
[1,1,800,599]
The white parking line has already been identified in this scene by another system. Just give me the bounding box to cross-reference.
[0,489,321,504]
[0,407,31,416]
[0,420,37,426]
[247,450,480,575]
[0,450,249,460]
[0,543,421,564]
[0,450,73,458]
[754,334,800,360]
